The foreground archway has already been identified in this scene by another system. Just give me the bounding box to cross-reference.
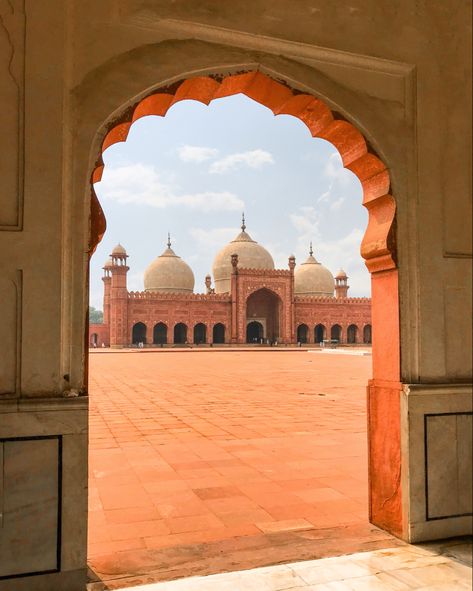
[90,70,402,538]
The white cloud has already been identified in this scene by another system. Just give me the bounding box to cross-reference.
[323,152,353,186]
[330,197,345,211]
[288,205,370,295]
[312,227,370,295]
[177,145,219,163]
[290,206,321,240]
[189,227,238,251]
[209,149,274,174]
[97,164,244,212]
[317,191,331,204]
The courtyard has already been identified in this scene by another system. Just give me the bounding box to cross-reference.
[87,349,401,588]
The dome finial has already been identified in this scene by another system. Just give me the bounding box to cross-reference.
[167,232,171,249]
[309,241,313,257]
[241,212,246,232]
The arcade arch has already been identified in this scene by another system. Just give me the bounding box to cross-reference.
[193,323,207,344]
[174,323,188,344]
[297,324,309,344]
[153,322,167,345]
[331,324,342,342]
[212,323,225,344]
[347,324,358,344]
[315,324,326,343]
[132,322,147,344]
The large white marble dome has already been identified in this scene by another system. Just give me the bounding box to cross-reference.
[294,246,335,297]
[212,219,274,293]
[144,238,195,293]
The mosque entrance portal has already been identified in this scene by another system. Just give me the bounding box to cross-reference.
[246,321,264,343]
[246,288,281,343]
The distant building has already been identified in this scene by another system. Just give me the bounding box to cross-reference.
[89,219,371,347]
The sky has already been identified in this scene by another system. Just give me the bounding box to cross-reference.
[90,94,369,310]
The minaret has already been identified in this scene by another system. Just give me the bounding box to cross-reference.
[335,268,349,298]
[205,274,214,294]
[109,244,129,348]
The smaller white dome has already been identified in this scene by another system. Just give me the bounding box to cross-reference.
[103,257,113,268]
[144,239,195,293]
[336,268,347,279]
[294,246,335,297]
[112,243,127,256]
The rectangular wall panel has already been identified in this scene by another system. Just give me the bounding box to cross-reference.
[0,437,60,579]
[426,413,473,520]
[0,278,18,396]
[0,1,25,229]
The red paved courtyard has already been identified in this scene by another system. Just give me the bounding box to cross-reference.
[87,349,400,588]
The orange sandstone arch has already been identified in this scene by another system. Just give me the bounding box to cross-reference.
[89,70,403,538]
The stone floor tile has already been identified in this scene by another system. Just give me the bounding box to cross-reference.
[290,559,376,584]
[255,518,313,533]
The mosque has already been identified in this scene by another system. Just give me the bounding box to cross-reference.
[89,218,372,347]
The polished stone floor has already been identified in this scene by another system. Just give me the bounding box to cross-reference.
[89,539,473,591]
[88,349,403,588]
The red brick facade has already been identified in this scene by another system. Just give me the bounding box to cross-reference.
[89,255,371,347]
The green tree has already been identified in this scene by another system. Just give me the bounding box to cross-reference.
[89,306,103,324]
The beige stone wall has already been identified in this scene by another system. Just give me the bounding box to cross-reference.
[0,1,471,588]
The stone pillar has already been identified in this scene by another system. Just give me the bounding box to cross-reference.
[230,254,238,344]
[288,256,296,344]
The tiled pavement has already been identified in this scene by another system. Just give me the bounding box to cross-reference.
[88,350,403,588]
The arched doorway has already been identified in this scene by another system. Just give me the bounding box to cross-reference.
[86,71,402,540]
[212,323,225,344]
[364,324,372,344]
[132,322,147,345]
[153,322,167,345]
[347,324,358,344]
[173,323,187,344]
[331,324,342,343]
[246,321,264,343]
[314,324,326,343]
[193,323,206,344]
[91,333,98,347]
[246,288,280,343]
[297,324,309,343]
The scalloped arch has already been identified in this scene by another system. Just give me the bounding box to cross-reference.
[90,70,396,273]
